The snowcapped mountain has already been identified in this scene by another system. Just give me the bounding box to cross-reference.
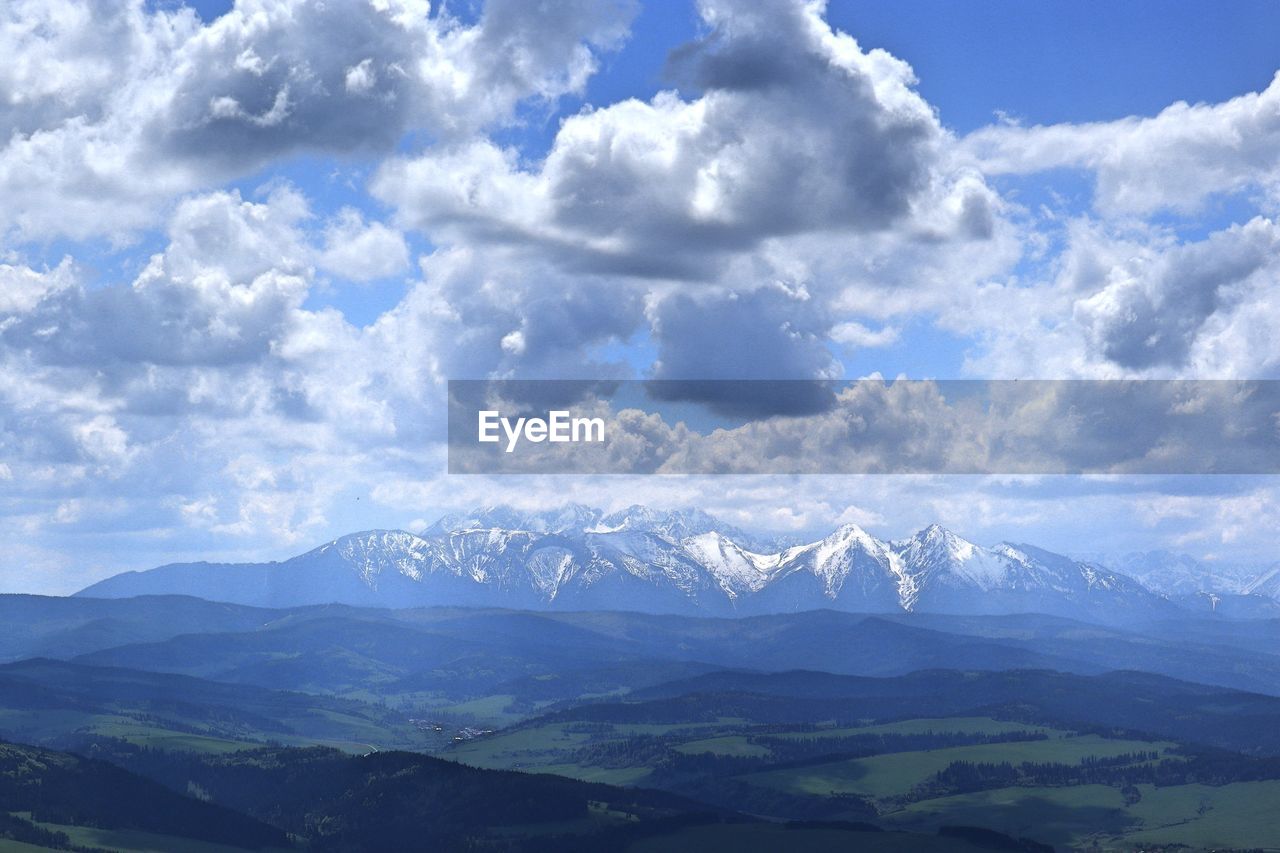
[589,505,790,553]
[1081,550,1280,617]
[752,523,908,613]
[896,533,1162,620]
[1100,550,1253,597]
[77,505,1201,624]
[679,532,777,598]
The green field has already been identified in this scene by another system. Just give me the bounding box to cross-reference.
[445,715,1177,801]
[446,722,598,768]
[10,813,291,853]
[307,709,1280,851]
[883,784,1133,847]
[446,719,737,776]
[0,709,252,753]
[674,735,772,757]
[533,762,655,785]
[0,699,438,756]
[1122,781,1280,850]
[743,734,1173,800]
[611,721,741,736]
[431,694,523,724]
[766,716,1062,740]
[881,780,1280,851]
[0,841,59,852]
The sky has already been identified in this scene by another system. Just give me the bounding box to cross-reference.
[3,0,1280,593]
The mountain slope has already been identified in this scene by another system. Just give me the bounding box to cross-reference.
[1244,563,1280,598]
[623,667,1280,757]
[0,739,289,849]
[0,593,284,661]
[0,656,439,752]
[1104,550,1243,596]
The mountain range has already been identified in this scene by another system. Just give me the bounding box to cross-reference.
[76,505,1280,623]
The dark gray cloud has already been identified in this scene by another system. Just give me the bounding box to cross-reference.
[1075,217,1280,370]
[160,0,635,164]
[648,287,839,415]
[375,0,951,279]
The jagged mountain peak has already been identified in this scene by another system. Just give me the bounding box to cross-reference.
[77,506,1194,624]
[811,522,895,567]
[315,529,432,562]
[770,521,900,602]
[888,527,1020,594]
[681,531,777,597]
[423,504,602,536]
[911,522,971,548]
[894,524,982,565]
[593,505,734,538]
[828,520,880,541]
[426,503,790,553]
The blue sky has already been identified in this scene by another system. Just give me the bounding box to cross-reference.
[830,1,1280,130]
[3,0,1280,592]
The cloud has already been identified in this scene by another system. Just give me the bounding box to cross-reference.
[831,320,900,348]
[0,0,636,241]
[1073,217,1280,370]
[0,1,184,136]
[961,214,1280,378]
[363,245,645,389]
[73,415,135,470]
[646,285,841,414]
[966,72,1280,217]
[366,0,1009,404]
[5,0,1280,587]
[0,258,76,314]
[0,182,400,560]
[372,0,977,279]
[2,186,312,368]
[319,208,409,283]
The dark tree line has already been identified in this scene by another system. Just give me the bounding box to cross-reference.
[914,748,1280,800]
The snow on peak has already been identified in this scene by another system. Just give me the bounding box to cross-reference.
[321,530,433,584]
[425,504,601,536]
[790,522,894,596]
[894,525,1010,589]
[384,505,1179,611]
[681,531,777,597]
[99,504,1192,621]
[1244,564,1280,597]
[588,505,755,543]
[815,522,887,563]
[919,524,975,557]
